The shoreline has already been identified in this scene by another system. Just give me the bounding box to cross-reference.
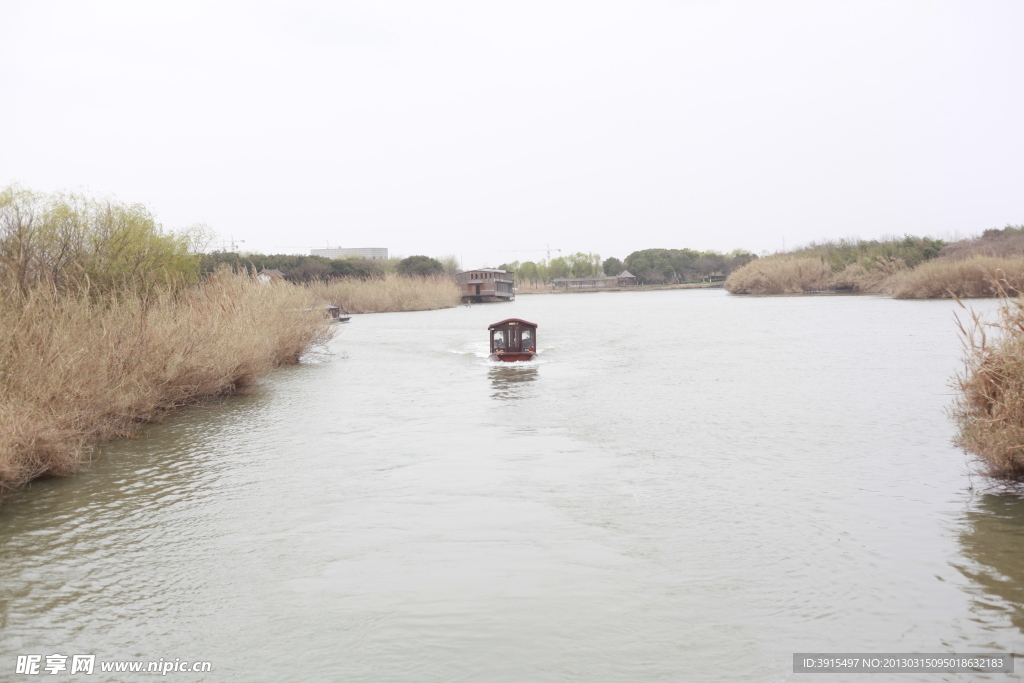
[517,282,725,295]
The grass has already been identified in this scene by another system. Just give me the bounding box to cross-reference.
[306,273,461,313]
[889,256,1024,299]
[723,257,831,294]
[952,285,1024,480]
[725,248,1024,299]
[0,273,330,495]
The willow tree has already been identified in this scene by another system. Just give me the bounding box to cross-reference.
[0,184,199,295]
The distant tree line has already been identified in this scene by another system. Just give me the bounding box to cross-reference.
[498,248,757,285]
[497,252,603,284]
[622,248,757,283]
[200,252,456,283]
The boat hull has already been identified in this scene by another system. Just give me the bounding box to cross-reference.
[490,352,535,362]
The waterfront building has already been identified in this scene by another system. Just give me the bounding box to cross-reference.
[456,269,515,303]
[551,270,637,290]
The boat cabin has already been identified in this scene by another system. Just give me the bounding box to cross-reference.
[456,269,515,303]
[489,318,538,362]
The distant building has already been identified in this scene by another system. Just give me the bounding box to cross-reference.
[551,270,637,290]
[311,247,388,260]
[257,268,286,284]
[456,269,515,303]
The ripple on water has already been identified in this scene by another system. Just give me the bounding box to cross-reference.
[0,291,1020,681]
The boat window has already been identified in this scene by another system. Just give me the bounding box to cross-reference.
[522,329,532,341]
[493,331,504,347]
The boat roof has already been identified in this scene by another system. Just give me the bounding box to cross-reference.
[489,318,538,328]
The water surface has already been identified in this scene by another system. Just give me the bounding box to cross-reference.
[2,290,1021,681]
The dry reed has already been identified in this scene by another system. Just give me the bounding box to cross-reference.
[726,251,1024,298]
[723,257,830,294]
[0,273,330,494]
[952,286,1024,479]
[889,256,1024,299]
[306,273,461,313]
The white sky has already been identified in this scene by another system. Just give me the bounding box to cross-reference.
[2,1,1022,268]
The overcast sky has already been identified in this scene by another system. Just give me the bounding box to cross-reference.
[2,1,1022,268]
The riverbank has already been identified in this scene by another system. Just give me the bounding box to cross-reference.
[952,290,1024,480]
[517,282,724,295]
[0,273,331,496]
[725,253,1024,298]
[724,231,1024,298]
[307,273,461,312]
[0,271,465,497]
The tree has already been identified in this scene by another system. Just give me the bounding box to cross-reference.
[0,184,199,294]
[436,254,461,275]
[329,258,378,279]
[397,255,444,277]
[518,261,540,283]
[285,261,331,282]
[547,256,571,279]
[692,254,725,279]
[602,257,622,276]
[567,252,601,277]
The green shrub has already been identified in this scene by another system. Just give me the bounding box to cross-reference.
[396,255,444,277]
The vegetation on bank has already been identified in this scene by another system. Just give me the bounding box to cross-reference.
[396,255,445,277]
[785,235,945,271]
[0,184,460,495]
[499,248,756,287]
[497,252,603,287]
[724,236,947,295]
[941,226,1024,260]
[721,257,833,294]
[952,286,1024,480]
[725,230,1024,298]
[0,184,200,294]
[0,274,329,494]
[308,273,460,313]
[622,248,757,284]
[889,256,1024,299]
[200,251,460,283]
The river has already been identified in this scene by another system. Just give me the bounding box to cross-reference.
[1,289,1022,681]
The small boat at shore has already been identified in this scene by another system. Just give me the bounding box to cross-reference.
[290,305,351,322]
[324,305,352,323]
[489,318,538,362]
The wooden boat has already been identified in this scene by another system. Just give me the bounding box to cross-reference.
[489,318,538,362]
[323,305,351,323]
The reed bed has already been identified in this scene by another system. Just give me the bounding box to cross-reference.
[726,251,1024,299]
[723,257,831,294]
[0,273,329,494]
[306,273,461,313]
[889,256,1024,299]
[952,288,1024,479]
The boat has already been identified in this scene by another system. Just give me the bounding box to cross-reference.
[323,305,351,323]
[488,318,538,362]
